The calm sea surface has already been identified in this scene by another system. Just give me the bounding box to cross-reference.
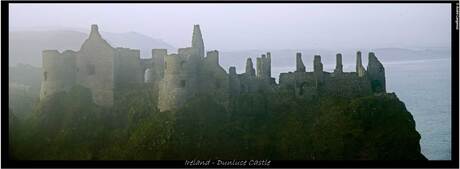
[384,58,451,160]
[270,58,452,160]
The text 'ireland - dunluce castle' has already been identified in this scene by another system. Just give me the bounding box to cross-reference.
[39,24,386,111]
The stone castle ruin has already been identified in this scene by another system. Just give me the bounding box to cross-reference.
[40,24,386,111]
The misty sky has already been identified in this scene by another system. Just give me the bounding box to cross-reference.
[9,3,451,51]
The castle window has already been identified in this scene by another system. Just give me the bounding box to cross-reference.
[87,64,95,75]
[44,72,48,81]
[165,62,167,70]
[180,80,186,88]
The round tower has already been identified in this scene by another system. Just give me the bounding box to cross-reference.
[158,54,189,111]
[40,50,77,100]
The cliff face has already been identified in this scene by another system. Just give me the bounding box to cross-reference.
[10,85,426,160]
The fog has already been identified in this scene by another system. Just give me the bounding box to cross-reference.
[10,3,451,51]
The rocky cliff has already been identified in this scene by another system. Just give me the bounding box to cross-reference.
[10,85,426,160]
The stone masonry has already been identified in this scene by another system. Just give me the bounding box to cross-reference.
[40,24,387,111]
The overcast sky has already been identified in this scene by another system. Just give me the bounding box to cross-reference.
[9,3,451,51]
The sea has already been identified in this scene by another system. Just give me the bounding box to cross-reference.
[384,58,451,160]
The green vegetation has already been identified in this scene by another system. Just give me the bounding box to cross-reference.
[9,85,426,160]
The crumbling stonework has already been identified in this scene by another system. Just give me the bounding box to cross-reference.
[114,47,143,88]
[356,51,366,77]
[40,24,387,112]
[40,50,77,100]
[334,53,343,75]
[279,51,384,99]
[367,52,386,93]
[296,52,306,72]
[40,24,145,107]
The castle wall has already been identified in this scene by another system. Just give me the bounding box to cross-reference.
[114,47,143,88]
[321,73,372,98]
[279,52,376,99]
[228,66,241,96]
[151,49,168,82]
[158,54,190,111]
[76,24,115,107]
[279,72,317,97]
[199,50,230,105]
[367,52,386,93]
[40,50,77,100]
[40,23,387,112]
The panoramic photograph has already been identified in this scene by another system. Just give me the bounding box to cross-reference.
[6,2,454,166]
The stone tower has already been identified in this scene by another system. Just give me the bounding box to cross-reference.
[158,25,205,111]
[40,50,77,100]
[367,52,386,93]
[245,58,256,77]
[314,55,324,85]
[356,51,366,77]
[158,54,189,111]
[295,52,306,72]
[334,53,343,74]
[77,24,115,107]
[151,49,168,81]
[192,24,205,59]
[256,54,271,79]
[266,52,272,77]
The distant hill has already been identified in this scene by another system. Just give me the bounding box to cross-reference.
[9,30,175,67]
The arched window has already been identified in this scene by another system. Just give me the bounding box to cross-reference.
[144,68,152,83]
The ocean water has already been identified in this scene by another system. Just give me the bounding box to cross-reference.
[270,58,452,160]
[384,58,451,160]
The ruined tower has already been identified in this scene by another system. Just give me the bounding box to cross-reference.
[158,54,189,111]
[77,24,115,107]
[296,52,306,72]
[256,54,271,79]
[334,53,343,75]
[314,55,324,85]
[158,25,208,112]
[367,52,386,93]
[245,58,256,77]
[192,24,205,59]
[356,51,366,77]
[40,50,77,100]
